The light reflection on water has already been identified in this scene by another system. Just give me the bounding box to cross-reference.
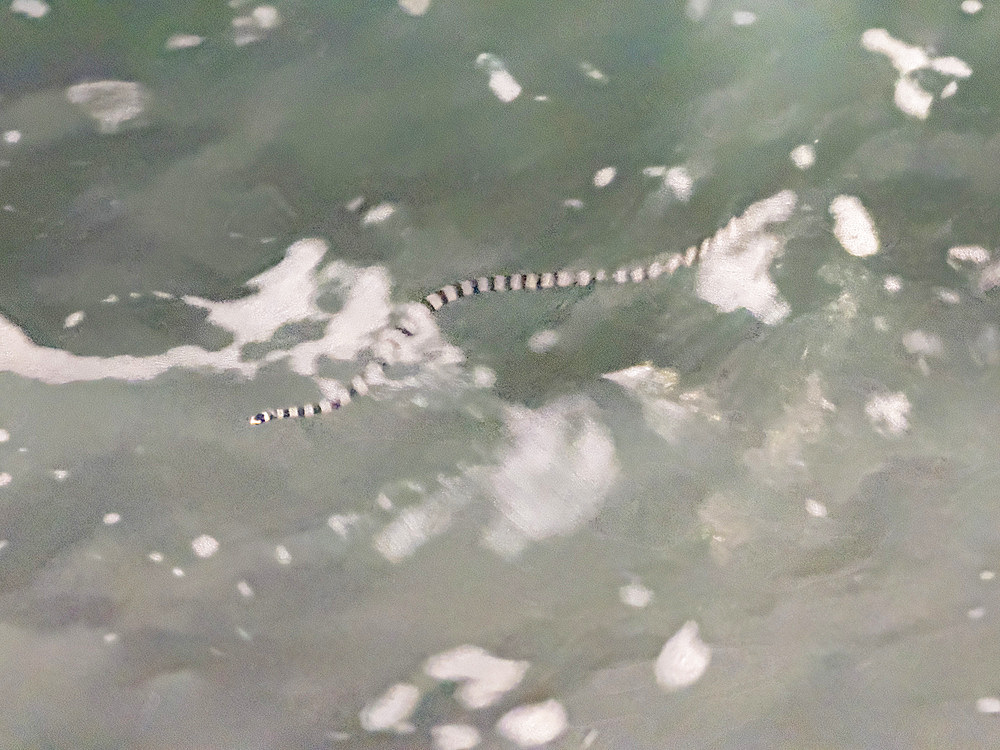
[1,0,1000,747]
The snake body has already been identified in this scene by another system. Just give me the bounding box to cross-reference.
[248,247,701,425]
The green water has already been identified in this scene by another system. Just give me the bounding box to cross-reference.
[1,1,1000,748]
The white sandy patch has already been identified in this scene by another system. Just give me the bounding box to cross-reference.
[424,645,530,709]
[496,700,568,748]
[481,397,618,557]
[11,0,49,18]
[862,28,973,119]
[829,195,879,257]
[66,81,149,134]
[165,34,204,50]
[63,311,85,328]
[695,189,797,324]
[359,683,421,733]
[593,166,616,187]
[476,54,521,102]
[399,0,430,15]
[790,144,815,169]
[654,620,711,690]
[865,391,911,435]
[431,724,480,750]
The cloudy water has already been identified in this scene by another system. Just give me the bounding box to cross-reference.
[2,0,1000,747]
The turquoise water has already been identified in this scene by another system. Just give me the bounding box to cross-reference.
[2,1,1000,747]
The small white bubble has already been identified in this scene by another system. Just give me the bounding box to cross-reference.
[165,33,203,50]
[362,203,396,226]
[0,472,9,488]
[10,0,49,18]
[101,294,119,303]
[275,545,291,564]
[0,539,8,551]
[981,570,995,581]
[968,607,985,620]
[103,632,119,644]
[51,469,69,481]
[961,0,983,14]
[3,130,22,144]
[0,429,9,443]
[172,567,185,577]
[562,198,584,210]
[237,580,254,597]
[732,10,757,25]
[148,551,164,563]
[103,512,121,525]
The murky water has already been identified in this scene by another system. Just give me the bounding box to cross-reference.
[2,1,1000,747]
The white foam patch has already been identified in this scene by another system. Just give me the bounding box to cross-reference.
[373,499,454,563]
[805,498,828,518]
[902,330,943,357]
[619,581,653,608]
[865,391,911,435]
[593,166,616,187]
[3,130,22,144]
[686,0,711,20]
[232,5,282,46]
[190,534,219,558]
[654,620,711,691]
[103,512,121,525]
[894,76,933,120]
[790,144,815,169]
[165,34,204,50]
[977,697,1000,714]
[665,166,693,201]
[481,397,618,557]
[948,245,990,267]
[424,645,530,709]
[732,10,756,25]
[476,54,521,103]
[0,428,9,442]
[579,62,606,81]
[431,724,480,750]
[862,28,973,119]
[695,190,797,325]
[361,202,396,225]
[399,0,430,15]
[63,311,85,329]
[327,513,361,538]
[528,329,559,353]
[829,195,879,257]
[66,81,149,134]
[359,683,421,733]
[0,472,12,487]
[883,275,902,294]
[961,0,983,13]
[495,700,568,748]
[10,0,49,18]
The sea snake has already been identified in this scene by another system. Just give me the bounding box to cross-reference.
[247,246,702,425]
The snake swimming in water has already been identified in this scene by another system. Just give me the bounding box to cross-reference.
[247,247,703,425]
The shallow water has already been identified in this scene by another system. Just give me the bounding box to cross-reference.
[2,1,1000,748]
